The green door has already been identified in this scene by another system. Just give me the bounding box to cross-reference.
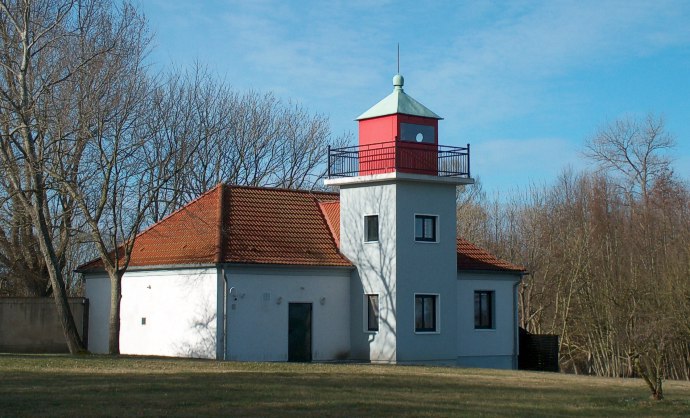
[288,303,312,362]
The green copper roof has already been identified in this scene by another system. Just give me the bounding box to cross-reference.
[356,74,442,120]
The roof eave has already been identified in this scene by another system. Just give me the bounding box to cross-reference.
[458,268,527,276]
[221,262,354,270]
[78,262,219,275]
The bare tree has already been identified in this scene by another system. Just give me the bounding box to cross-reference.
[0,0,167,354]
[0,0,93,352]
[585,114,675,205]
[0,185,50,296]
[145,66,352,220]
[456,157,690,397]
[42,3,195,355]
[456,179,490,244]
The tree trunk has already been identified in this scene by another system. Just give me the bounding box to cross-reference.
[49,275,86,354]
[108,271,123,355]
[33,203,85,354]
[634,355,664,401]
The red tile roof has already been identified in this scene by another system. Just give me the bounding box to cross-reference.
[222,186,348,266]
[77,186,224,271]
[78,184,524,273]
[456,238,525,273]
[78,184,350,271]
[318,201,341,249]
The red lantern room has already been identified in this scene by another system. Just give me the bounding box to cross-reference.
[326,74,470,180]
[356,74,442,176]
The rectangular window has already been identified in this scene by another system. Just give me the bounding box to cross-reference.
[415,294,437,332]
[366,294,379,332]
[415,215,437,242]
[364,215,379,242]
[474,291,494,329]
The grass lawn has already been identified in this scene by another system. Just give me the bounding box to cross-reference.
[1,355,689,417]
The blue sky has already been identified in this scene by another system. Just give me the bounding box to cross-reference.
[139,0,690,196]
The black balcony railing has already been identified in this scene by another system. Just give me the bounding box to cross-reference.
[327,141,470,178]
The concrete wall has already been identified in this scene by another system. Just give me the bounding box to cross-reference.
[0,297,88,353]
[340,179,458,364]
[224,266,351,361]
[456,271,521,369]
[84,268,218,358]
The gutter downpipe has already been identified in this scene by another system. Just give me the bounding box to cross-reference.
[216,184,228,361]
[512,274,524,370]
[222,265,228,360]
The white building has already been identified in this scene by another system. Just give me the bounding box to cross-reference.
[80,74,525,368]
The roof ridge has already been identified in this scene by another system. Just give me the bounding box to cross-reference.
[314,199,350,264]
[226,184,339,197]
[317,201,340,249]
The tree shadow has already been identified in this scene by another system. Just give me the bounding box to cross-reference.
[340,185,398,363]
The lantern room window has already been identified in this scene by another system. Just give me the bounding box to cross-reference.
[400,123,435,144]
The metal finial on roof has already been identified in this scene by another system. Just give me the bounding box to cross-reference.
[393,73,404,91]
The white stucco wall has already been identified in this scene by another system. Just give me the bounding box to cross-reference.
[224,266,351,361]
[84,267,218,358]
[340,182,398,363]
[456,271,521,369]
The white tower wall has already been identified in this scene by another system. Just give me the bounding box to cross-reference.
[395,180,458,363]
[339,177,460,363]
[340,182,398,362]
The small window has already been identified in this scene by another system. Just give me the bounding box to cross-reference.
[415,215,437,242]
[474,291,494,329]
[415,294,437,332]
[364,215,379,242]
[366,294,379,332]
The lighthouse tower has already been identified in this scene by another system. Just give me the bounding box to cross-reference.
[325,74,473,363]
